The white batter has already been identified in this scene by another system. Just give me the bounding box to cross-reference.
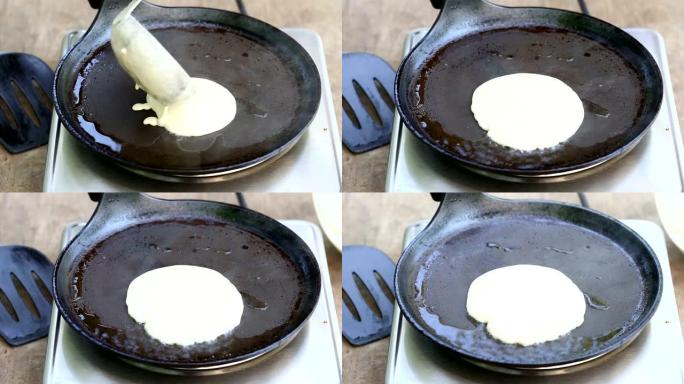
[111,0,237,137]
[466,264,586,346]
[126,265,244,346]
[471,73,584,151]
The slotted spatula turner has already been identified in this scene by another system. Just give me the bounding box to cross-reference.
[0,245,53,346]
[0,53,54,154]
[342,245,396,345]
[342,53,396,153]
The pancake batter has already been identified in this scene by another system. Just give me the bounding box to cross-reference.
[126,265,244,346]
[111,0,237,136]
[471,73,584,151]
[466,264,586,346]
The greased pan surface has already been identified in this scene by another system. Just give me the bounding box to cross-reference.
[54,0,321,178]
[395,194,662,371]
[395,0,663,178]
[53,194,321,372]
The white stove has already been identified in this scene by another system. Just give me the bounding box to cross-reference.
[386,28,684,192]
[44,28,342,192]
[43,220,342,384]
[386,219,684,383]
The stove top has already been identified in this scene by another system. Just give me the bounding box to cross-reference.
[386,219,684,383]
[44,28,341,192]
[386,28,684,192]
[43,220,341,383]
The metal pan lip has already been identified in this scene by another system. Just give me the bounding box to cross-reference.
[459,136,638,183]
[53,4,322,178]
[394,196,663,369]
[394,5,664,178]
[116,124,303,183]
[459,325,641,375]
[120,326,300,376]
[52,195,322,370]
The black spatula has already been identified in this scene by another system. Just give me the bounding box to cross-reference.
[342,245,396,345]
[0,245,54,346]
[342,53,396,153]
[0,53,54,154]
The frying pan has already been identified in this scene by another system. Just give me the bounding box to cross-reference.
[395,194,662,375]
[53,193,321,375]
[54,0,321,182]
[395,0,663,182]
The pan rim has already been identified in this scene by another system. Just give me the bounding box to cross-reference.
[52,196,322,370]
[394,6,664,178]
[53,6,322,177]
[394,197,663,369]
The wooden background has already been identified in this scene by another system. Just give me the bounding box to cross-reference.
[0,193,342,384]
[0,0,341,191]
[342,192,684,384]
[342,0,684,191]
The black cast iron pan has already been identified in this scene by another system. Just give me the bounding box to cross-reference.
[395,0,663,182]
[54,0,321,182]
[53,193,321,375]
[395,194,662,374]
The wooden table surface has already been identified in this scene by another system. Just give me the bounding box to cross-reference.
[0,193,341,384]
[342,0,684,191]
[342,192,684,384]
[0,0,341,192]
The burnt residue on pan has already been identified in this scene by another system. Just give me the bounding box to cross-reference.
[408,27,647,171]
[69,22,305,171]
[67,220,307,363]
[411,217,647,365]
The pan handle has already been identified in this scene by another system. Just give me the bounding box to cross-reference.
[89,0,138,11]
[430,0,444,8]
[65,193,159,250]
[430,0,492,9]
[88,0,104,9]
[86,0,148,32]
[408,194,497,251]
[428,0,498,31]
[427,193,495,227]
[87,193,158,224]
[94,192,151,208]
